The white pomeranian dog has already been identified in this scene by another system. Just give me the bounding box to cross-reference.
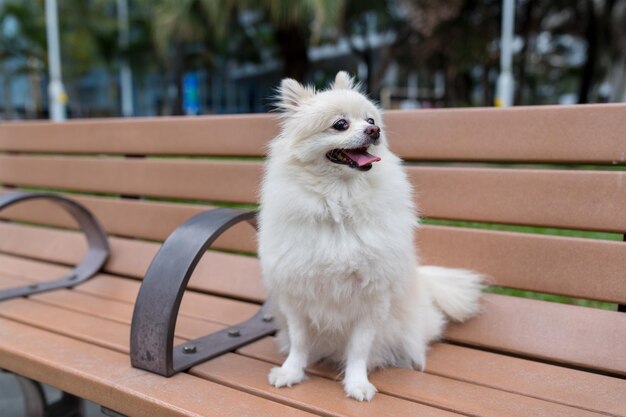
[258,71,484,401]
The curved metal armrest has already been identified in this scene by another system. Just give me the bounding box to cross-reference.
[0,192,109,301]
[130,208,276,377]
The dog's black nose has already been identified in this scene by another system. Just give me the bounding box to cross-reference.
[365,125,380,140]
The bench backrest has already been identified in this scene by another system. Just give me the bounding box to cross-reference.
[1,104,625,377]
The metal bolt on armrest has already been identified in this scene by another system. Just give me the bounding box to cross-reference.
[0,192,109,301]
[130,208,277,377]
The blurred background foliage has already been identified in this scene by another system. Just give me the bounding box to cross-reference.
[1,0,625,118]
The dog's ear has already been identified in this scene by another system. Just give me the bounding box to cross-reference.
[278,78,315,112]
[332,71,355,90]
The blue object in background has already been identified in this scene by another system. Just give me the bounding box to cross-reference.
[183,73,200,115]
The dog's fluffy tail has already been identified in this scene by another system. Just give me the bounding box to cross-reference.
[418,266,485,322]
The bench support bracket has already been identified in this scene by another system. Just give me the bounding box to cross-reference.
[130,208,276,376]
[0,192,109,302]
[100,406,127,417]
[2,370,84,417]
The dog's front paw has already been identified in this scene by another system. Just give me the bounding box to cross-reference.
[268,366,307,388]
[344,380,378,401]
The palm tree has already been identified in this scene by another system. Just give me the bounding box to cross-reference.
[248,0,346,80]
[136,0,343,114]
[146,0,344,82]
[135,0,239,114]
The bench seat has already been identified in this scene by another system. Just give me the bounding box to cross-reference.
[1,251,624,417]
[1,104,625,417]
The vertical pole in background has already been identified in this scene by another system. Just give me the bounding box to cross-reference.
[118,0,134,117]
[495,0,515,107]
[45,0,67,121]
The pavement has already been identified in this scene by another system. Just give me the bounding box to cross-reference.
[1,372,104,416]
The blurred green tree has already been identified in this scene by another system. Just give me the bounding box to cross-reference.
[0,0,120,116]
[136,0,345,113]
[0,0,46,116]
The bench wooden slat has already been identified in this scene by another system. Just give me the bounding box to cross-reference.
[3,253,624,416]
[410,167,626,233]
[241,337,626,417]
[0,155,262,204]
[388,104,626,163]
[419,225,626,304]
[3,159,626,232]
[3,219,626,305]
[0,189,256,253]
[37,290,231,340]
[2,105,625,164]
[0,114,276,156]
[0,274,24,289]
[0,318,315,417]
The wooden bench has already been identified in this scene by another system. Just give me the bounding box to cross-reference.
[1,104,625,417]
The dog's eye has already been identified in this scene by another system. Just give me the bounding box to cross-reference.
[366,118,375,125]
[332,119,350,131]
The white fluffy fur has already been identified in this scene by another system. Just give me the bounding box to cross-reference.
[258,71,484,401]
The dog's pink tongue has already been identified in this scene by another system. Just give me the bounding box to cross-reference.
[341,148,381,167]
